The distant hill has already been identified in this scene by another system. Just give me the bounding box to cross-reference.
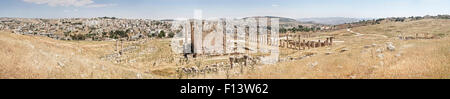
[297,17,372,25]
[159,16,298,23]
[243,16,297,22]
[160,19,175,21]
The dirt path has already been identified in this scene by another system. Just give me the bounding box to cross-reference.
[347,28,388,38]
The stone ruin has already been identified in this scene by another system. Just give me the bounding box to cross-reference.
[398,33,439,40]
[176,55,261,78]
[100,38,140,64]
[280,35,334,50]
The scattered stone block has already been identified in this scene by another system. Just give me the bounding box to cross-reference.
[377,54,384,59]
[386,42,396,51]
[309,61,318,68]
[376,48,383,53]
[371,44,377,47]
[57,62,64,68]
[340,48,349,52]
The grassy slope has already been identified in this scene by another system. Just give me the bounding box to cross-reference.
[222,19,450,79]
[0,32,159,78]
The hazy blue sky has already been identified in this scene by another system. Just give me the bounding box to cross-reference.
[0,0,449,19]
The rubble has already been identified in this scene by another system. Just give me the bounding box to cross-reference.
[377,54,384,59]
[395,53,402,57]
[308,61,318,68]
[371,44,377,47]
[325,52,333,55]
[57,62,65,68]
[340,48,349,52]
[376,48,383,53]
[386,42,396,51]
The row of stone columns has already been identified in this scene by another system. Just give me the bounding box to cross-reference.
[398,33,434,40]
[115,38,125,55]
[280,37,334,50]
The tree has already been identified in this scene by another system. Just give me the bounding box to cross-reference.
[102,32,107,37]
[71,34,86,40]
[297,25,304,29]
[109,30,128,39]
[289,27,297,32]
[158,30,166,38]
[64,31,71,37]
[279,27,287,33]
[168,32,175,38]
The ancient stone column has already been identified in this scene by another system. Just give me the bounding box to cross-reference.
[329,37,333,46]
[244,55,248,66]
[307,41,311,49]
[267,18,271,45]
[222,19,227,55]
[190,20,196,57]
[286,34,289,48]
[234,25,238,54]
[304,41,307,49]
[312,41,316,48]
[120,39,123,55]
[201,20,205,55]
[318,40,321,47]
[245,26,249,54]
[229,56,234,69]
[115,40,119,52]
[415,33,418,39]
[256,18,260,53]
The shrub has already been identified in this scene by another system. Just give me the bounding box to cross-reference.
[109,30,128,39]
[71,34,86,40]
[158,30,166,38]
[168,32,175,38]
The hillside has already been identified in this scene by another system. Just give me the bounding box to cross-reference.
[0,32,161,78]
[243,16,297,22]
[200,19,449,79]
[229,19,450,79]
[297,17,369,25]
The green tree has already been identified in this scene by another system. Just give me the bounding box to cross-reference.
[168,32,175,38]
[64,31,71,37]
[158,30,166,38]
[279,27,287,33]
[71,34,86,40]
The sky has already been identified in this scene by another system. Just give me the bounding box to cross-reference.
[0,0,449,19]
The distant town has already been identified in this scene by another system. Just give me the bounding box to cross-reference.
[0,17,173,41]
[2,15,449,42]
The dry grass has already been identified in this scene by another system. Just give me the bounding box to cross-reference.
[200,19,450,79]
[0,32,161,79]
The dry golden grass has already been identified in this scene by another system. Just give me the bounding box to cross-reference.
[215,19,450,79]
[0,32,161,79]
